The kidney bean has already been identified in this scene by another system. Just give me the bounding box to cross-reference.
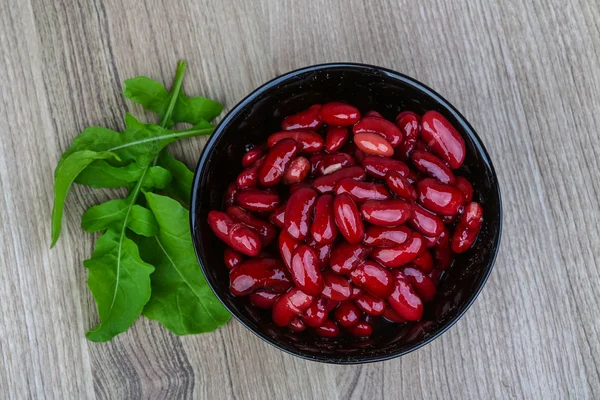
[416,178,465,216]
[360,199,412,227]
[335,179,391,203]
[289,317,306,332]
[289,182,313,193]
[350,286,363,299]
[313,166,366,193]
[302,298,328,327]
[371,232,424,268]
[411,150,456,185]
[421,111,466,169]
[385,171,416,201]
[455,176,473,203]
[405,170,420,185]
[307,239,333,269]
[235,189,280,212]
[279,230,301,270]
[258,138,298,186]
[309,153,325,176]
[383,306,406,323]
[318,153,356,175]
[364,110,383,118]
[242,145,266,168]
[412,250,434,273]
[353,116,404,147]
[320,102,361,126]
[269,205,286,228]
[414,141,429,152]
[354,148,366,163]
[395,112,420,161]
[330,242,372,274]
[409,203,444,237]
[290,245,324,296]
[349,260,394,297]
[282,156,310,184]
[249,290,280,308]
[334,301,361,327]
[272,288,314,327]
[315,320,340,337]
[346,320,373,337]
[354,293,386,316]
[354,132,394,157]
[227,206,277,246]
[208,211,262,256]
[236,164,260,189]
[282,104,323,131]
[284,187,318,240]
[401,266,436,302]
[451,202,483,253]
[224,247,244,270]
[325,126,349,153]
[434,227,454,270]
[267,131,325,153]
[225,182,238,207]
[362,156,409,179]
[321,271,353,301]
[440,214,459,224]
[363,225,411,247]
[387,271,424,321]
[229,258,291,296]
[333,193,365,244]
[311,194,338,244]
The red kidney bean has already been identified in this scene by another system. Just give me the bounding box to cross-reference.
[313,166,366,193]
[289,317,306,332]
[422,234,438,248]
[354,132,394,156]
[269,205,286,228]
[289,181,313,193]
[354,293,386,316]
[416,178,465,216]
[362,156,409,179]
[281,104,323,131]
[318,153,356,175]
[434,227,454,269]
[387,271,424,321]
[409,203,444,237]
[315,320,340,337]
[330,242,372,274]
[307,238,333,269]
[421,111,466,169]
[326,300,340,312]
[320,102,361,126]
[227,206,277,246]
[333,193,365,244]
[208,211,262,256]
[224,247,244,270]
[440,214,459,224]
[302,298,328,327]
[258,139,298,186]
[395,112,420,161]
[401,266,436,302]
[249,290,280,308]
[405,170,420,185]
[354,148,366,163]
[225,182,238,207]
[371,232,424,268]
[350,286,363,299]
[311,194,338,244]
[284,187,318,240]
[309,153,325,176]
[272,288,314,327]
[229,258,291,296]
[278,230,301,270]
[325,126,349,153]
[346,320,373,337]
[349,260,394,297]
[242,145,266,168]
[290,245,323,296]
[411,150,456,184]
[383,306,406,323]
[282,156,310,184]
[412,250,434,273]
[364,110,384,118]
[353,116,404,147]
[235,189,280,212]
[451,202,483,253]
[267,131,324,153]
[236,164,260,189]
[360,199,412,227]
[321,271,352,301]
[414,141,429,152]
[455,176,473,203]
[363,225,411,247]
[334,301,361,327]
[335,179,391,203]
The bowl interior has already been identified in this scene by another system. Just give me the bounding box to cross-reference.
[191,64,501,364]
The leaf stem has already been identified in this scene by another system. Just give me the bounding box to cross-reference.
[160,60,187,128]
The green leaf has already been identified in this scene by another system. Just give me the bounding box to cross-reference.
[157,151,194,207]
[140,192,230,335]
[51,150,119,247]
[82,198,158,237]
[75,161,172,189]
[85,229,154,342]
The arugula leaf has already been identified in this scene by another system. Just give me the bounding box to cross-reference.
[75,162,172,189]
[82,198,158,237]
[141,192,230,334]
[157,151,194,207]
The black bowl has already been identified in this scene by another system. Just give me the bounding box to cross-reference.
[190,63,502,364]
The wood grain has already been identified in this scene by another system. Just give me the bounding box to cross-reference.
[1,0,598,398]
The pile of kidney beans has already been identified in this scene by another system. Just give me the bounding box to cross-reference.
[207,102,483,338]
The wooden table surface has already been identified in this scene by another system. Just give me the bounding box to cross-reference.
[2,0,599,398]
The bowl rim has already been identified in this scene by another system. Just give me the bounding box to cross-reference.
[190,62,503,364]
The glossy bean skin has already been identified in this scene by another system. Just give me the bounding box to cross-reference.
[360,199,412,227]
[278,230,301,270]
[302,298,328,327]
[284,187,318,240]
[364,110,383,118]
[259,139,298,186]
[434,227,454,269]
[325,126,349,153]
[290,245,323,296]
[269,205,286,228]
[416,178,465,216]
[333,193,365,244]
[412,250,434,273]
[309,153,325,176]
[235,189,280,212]
[455,176,474,203]
[421,111,466,169]
[385,171,417,201]
[354,293,386,316]
[320,102,361,126]
[422,234,438,248]
[315,320,340,337]
[405,170,420,185]
[311,194,338,244]
[335,179,391,203]
[249,290,280,309]
[383,306,406,323]
[363,225,411,247]
[395,112,421,162]
[330,242,372,274]
[353,116,404,147]
[411,150,456,185]
[225,182,238,207]
[236,159,262,189]
[272,288,314,327]
[349,260,394,297]
[318,153,356,175]
[282,157,310,184]
[409,203,444,237]
[350,286,363,299]
[289,318,306,332]
[321,271,352,301]
[387,270,424,321]
[229,258,291,296]
[401,266,436,302]
[354,132,394,157]
[227,206,277,246]
[371,232,424,268]
[308,239,333,269]
[267,131,324,153]
[346,321,373,336]
[289,181,313,193]
[451,202,484,253]
[334,301,361,327]
[208,211,262,256]
[312,166,366,193]
[362,156,409,179]
[242,145,266,167]
[281,104,323,131]
[224,247,244,270]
